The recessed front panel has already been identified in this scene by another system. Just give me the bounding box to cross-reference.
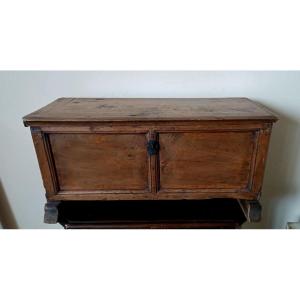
[49,133,149,192]
[159,131,257,191]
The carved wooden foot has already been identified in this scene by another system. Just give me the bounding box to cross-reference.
[44,201,61,224]
[238,200,262,222]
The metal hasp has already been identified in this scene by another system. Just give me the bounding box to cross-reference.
[147,140,159,155]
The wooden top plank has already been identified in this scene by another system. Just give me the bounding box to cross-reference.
[23,98,278,125]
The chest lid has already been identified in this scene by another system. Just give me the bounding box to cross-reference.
[23,97,278,125]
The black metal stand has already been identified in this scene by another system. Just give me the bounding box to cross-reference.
[44,201,61,224]
[238,199,262,223]
[45,199,248,229]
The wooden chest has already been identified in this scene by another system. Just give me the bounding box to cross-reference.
[23,98,277,228]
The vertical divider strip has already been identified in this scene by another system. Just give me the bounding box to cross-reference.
[148,131,159,195]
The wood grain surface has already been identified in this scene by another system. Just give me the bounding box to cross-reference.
[24,98,277,209]
[23,97,278,124]
[159,131,256,190]
[49,133,149,191]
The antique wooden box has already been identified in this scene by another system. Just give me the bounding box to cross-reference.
[23,98,277,228]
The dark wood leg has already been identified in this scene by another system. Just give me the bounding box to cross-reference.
[238,199,262,222]
[44,201,61,224]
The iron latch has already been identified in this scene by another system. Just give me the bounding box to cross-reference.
[147,140,159,155]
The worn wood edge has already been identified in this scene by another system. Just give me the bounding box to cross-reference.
[22,97,278,123]
[23,120,277,131]
[248,99,279,122]
[31,128,59,195]
[47,191,258,201]
[23,116,278,126]
[251,127,273,193]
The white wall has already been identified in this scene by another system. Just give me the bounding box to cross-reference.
[0,71,299,229]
